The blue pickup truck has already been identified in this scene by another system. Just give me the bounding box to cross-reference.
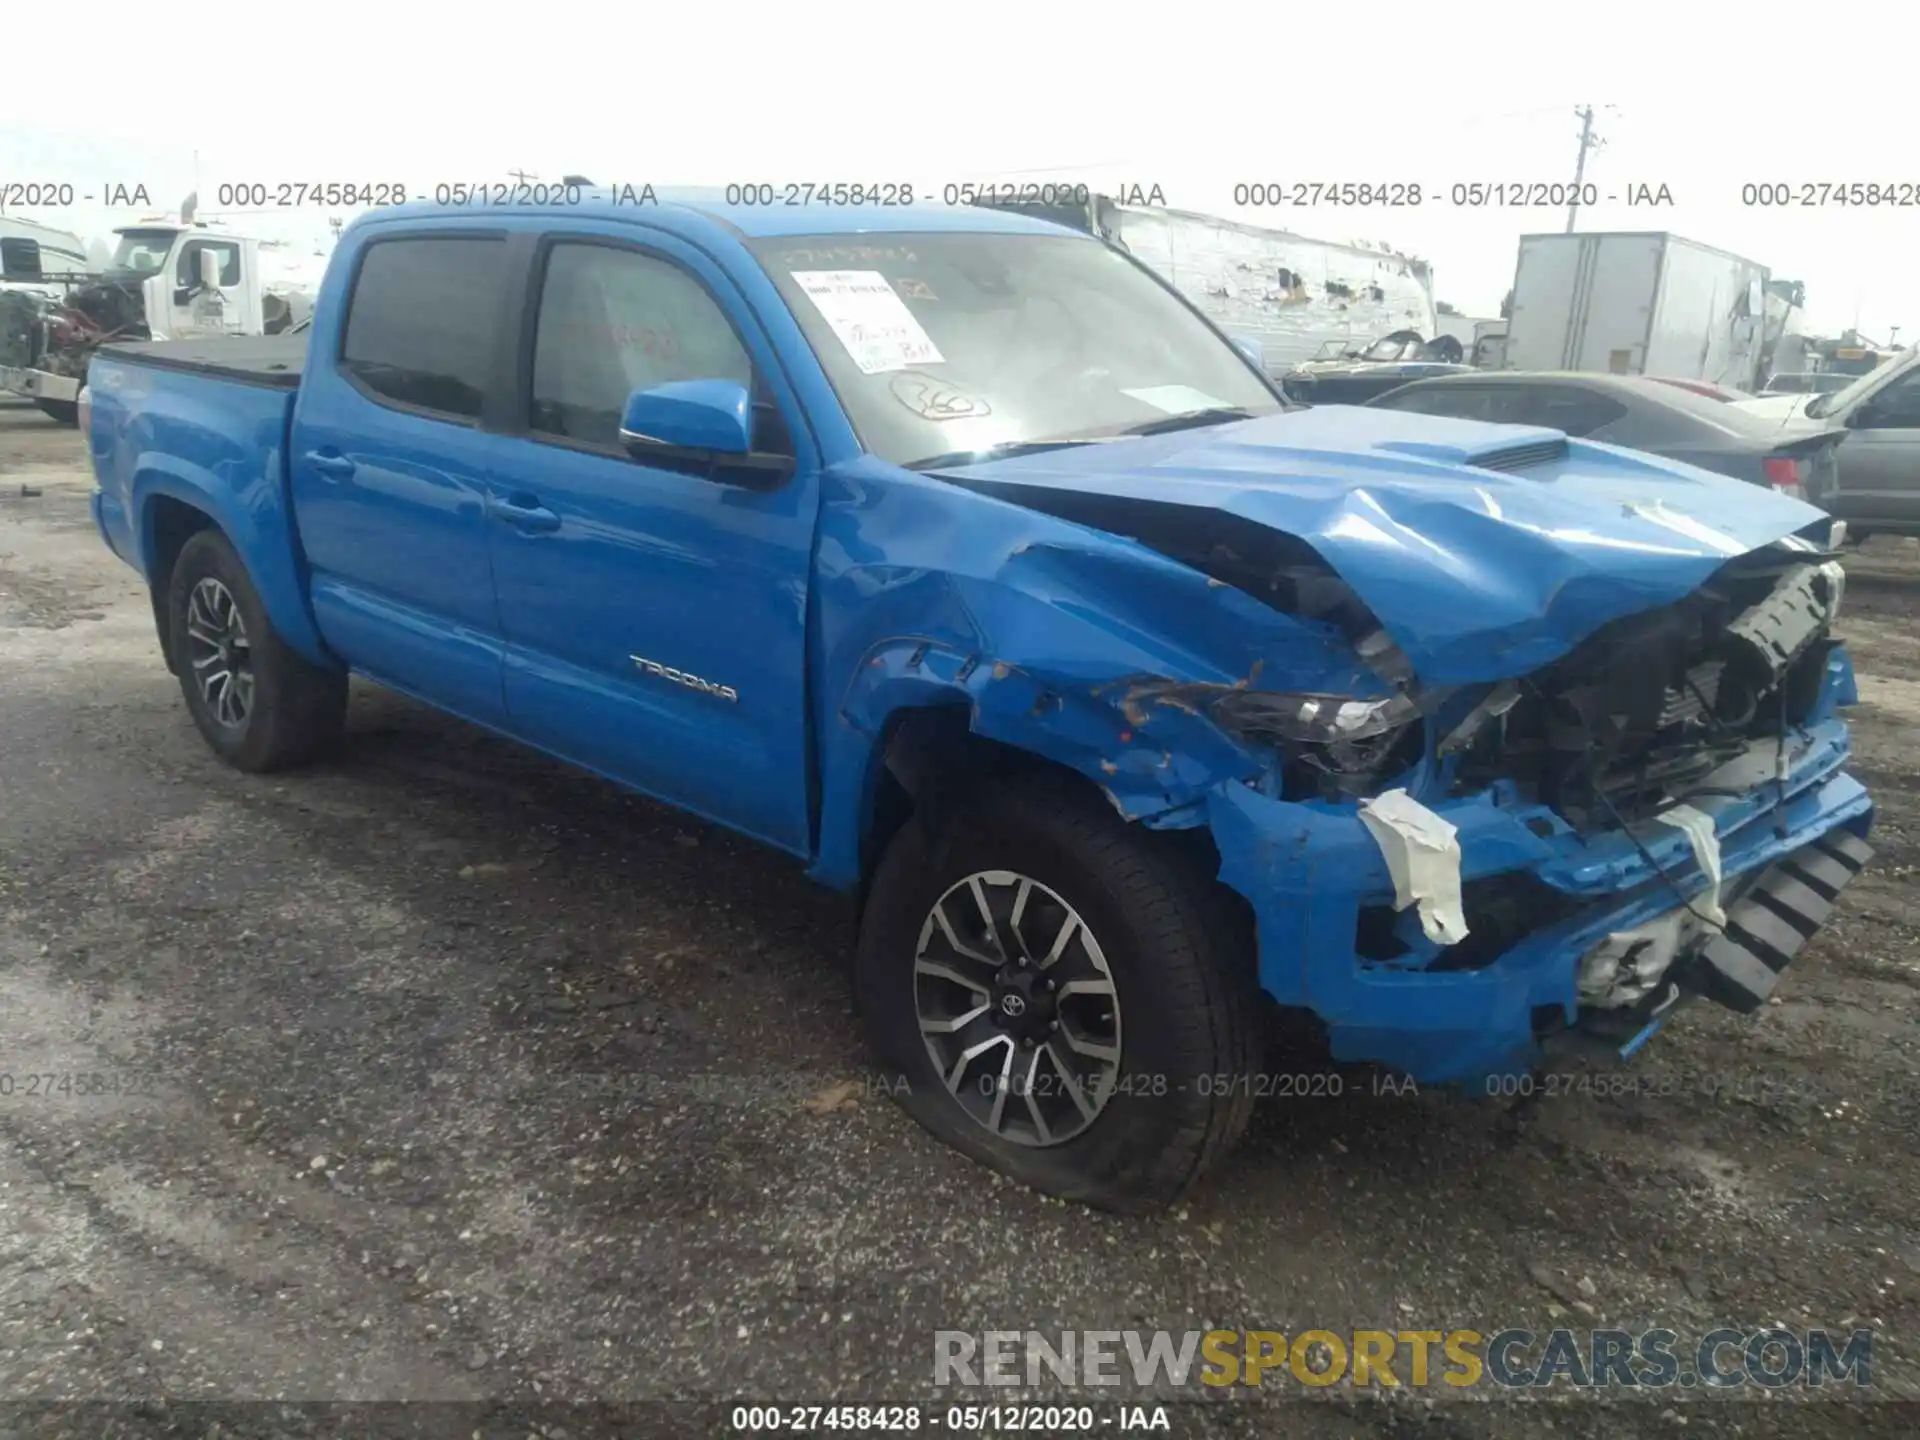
[81,193,1873,1211]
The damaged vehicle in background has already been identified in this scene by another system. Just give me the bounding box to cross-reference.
[1278,328,1473,404]
[2,197,315,424]
[80,194,1873,1212]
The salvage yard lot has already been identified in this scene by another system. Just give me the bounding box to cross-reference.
[2,396,1917,1437]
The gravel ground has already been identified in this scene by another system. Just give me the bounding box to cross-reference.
[3,397,1917,1439]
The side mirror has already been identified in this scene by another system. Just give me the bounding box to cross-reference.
[1230,335,1265,371]
[199,249,221,289]
[620,380,753,458]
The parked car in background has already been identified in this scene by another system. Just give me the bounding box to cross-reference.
[1281,334,1474,404]
[1366,372,1846,503]
[1735,346,1920,537]
[1762,372,1853,397]
[1647,376,1752,403]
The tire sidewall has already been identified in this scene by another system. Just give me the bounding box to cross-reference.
[858,801,1245,1210]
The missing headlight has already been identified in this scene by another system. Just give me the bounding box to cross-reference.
[1208,690,1419,746]
[1208,689,1426,797]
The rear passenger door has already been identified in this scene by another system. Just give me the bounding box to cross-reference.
[483,230,821,855]
[287,230,516,725]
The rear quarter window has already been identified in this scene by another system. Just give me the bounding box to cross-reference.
[1374,383,1628,437]
[1371,385,1504,423]
[340,237,506,420]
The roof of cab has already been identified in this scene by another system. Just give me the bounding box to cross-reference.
[359,186,1076,240]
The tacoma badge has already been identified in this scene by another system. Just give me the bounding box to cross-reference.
[629,654,739,703]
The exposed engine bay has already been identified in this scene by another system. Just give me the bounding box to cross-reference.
[929,462,1847,830]
[1107,513,1843,825]
[0,277,151,379]
[1443,549,1843,828]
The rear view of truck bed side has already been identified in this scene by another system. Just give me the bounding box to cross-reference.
[88,337,332,681]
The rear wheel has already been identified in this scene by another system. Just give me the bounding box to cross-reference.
[35,399,78,426]
[166,529,346,771]
[855,774,1261,1212]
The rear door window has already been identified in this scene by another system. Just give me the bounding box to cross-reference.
[340,237,508,420]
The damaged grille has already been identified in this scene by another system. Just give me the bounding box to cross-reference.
[1452,551,1844,829]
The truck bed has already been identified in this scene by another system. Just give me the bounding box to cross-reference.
[99,334,307,389]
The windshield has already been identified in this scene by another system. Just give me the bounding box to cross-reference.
[1360,335,1416,362]
[108,229,178,277]
[748,232,1282,468]
[1807,355,1907,418]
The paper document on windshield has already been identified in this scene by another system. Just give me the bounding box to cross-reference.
[1122,385,1231,415]
[791,271,944,375]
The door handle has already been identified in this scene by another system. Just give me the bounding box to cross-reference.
[487,494,562,533]
[302,450,356,480]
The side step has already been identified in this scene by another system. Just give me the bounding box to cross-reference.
[1680,830,1873,1014]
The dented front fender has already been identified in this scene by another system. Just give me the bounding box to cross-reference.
[806,458,1388,888]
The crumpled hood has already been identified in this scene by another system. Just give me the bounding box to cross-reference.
[935,406,1828,686]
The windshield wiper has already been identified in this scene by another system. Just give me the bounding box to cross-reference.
[1117,406,1255,437]
[906,438,1104,471]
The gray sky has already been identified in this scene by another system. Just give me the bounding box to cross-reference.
[3,5,1910,339]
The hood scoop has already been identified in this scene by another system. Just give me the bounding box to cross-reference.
[1468,438,1569,473]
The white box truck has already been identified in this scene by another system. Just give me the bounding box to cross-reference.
[1504,231,1770,390]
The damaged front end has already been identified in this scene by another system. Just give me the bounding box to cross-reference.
[1187,540,1872,1085]
[0,276,151,393]
[894,422,1873,1090]
[828,411,1875,1089]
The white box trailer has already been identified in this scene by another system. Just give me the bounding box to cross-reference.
[1504,231,1770,389]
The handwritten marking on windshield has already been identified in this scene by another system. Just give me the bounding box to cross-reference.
[889,372,990,421]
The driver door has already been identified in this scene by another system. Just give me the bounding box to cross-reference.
[168,237,244,338]
[484,229,822,855]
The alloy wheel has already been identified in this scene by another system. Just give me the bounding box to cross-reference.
[913,870,1124,1147]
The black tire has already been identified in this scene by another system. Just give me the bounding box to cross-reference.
[856,773,1262,1213]
[35,399,78,426]
[166,528,347,771]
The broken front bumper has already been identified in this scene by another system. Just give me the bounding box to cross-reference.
[1205,671,1873,1086]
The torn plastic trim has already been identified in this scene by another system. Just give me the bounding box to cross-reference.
[1653,803,1726,927]
[1357,789,1470,945]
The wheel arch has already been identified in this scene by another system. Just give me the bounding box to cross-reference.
[132,467,333,672]
[826,684,1233,929]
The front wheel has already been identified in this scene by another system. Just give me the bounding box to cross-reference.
[35,399,78,426]
[166,529,347,771]
[856,775,1262,1212]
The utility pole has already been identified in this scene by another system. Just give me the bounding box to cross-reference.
[1566,105,1602,233]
